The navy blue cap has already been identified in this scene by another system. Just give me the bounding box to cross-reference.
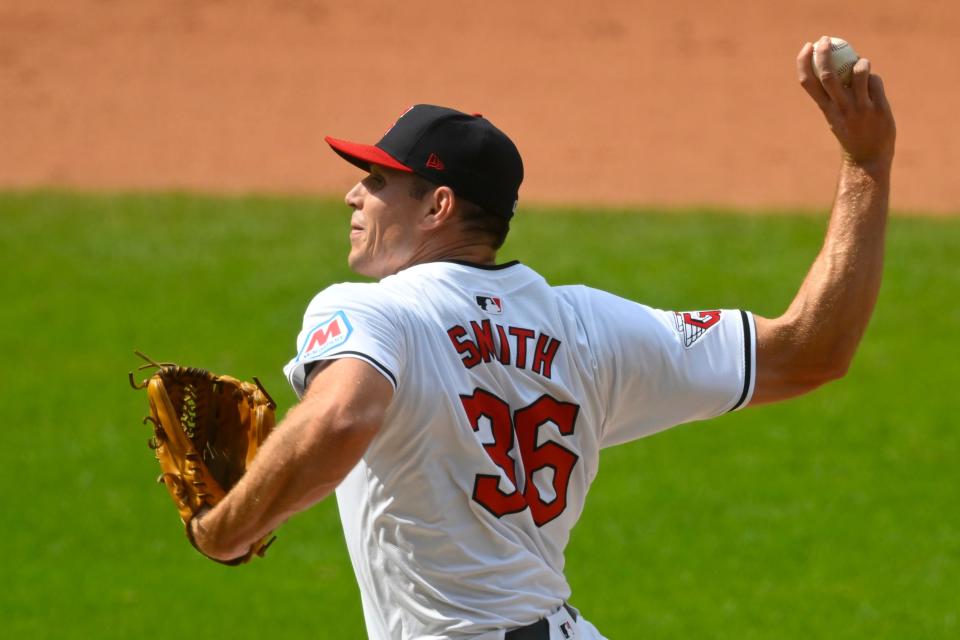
[326,105,523,219]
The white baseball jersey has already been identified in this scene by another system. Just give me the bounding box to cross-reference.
[283,260,756,640]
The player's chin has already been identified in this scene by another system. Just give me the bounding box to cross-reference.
[349,252,397,279]
[347,249,364,271]
[347,250,376,278]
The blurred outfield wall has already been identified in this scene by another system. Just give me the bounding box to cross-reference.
[0,0,956,214]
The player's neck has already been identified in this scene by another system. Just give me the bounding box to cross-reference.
[402,239,497,270]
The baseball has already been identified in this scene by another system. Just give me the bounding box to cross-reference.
[812,37,859,87]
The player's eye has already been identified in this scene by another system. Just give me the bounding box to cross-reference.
[362,174,385,192]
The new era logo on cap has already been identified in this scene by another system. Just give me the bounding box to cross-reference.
[426,153,445,170]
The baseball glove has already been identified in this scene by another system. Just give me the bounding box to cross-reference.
[129,352,277,565]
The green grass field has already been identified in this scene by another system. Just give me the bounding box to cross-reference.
[1,192,957,639]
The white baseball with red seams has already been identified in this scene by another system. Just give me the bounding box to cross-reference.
[812,37,860,87]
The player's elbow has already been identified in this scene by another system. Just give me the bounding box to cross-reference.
[795,364,847,397]
[822,357,852,383]
[752,363,845,405]
[753,315,857,403]
[792,352,852,389]
[807,341,856,385]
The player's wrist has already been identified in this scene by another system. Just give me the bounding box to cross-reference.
[185,510,214,555]
[186,509,247,564]
[841,152,893,180]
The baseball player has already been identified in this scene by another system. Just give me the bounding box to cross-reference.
[190,39,895,639]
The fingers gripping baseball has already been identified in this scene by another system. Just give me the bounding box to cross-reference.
[797,38,896,167]
[852,58,873,105]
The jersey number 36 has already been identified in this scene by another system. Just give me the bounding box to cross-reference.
[459,389,580,527]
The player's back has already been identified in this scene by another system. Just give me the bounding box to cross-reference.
[335,260,605,638]
[285,258,753,638]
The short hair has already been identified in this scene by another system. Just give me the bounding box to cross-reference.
[408,175,510,250]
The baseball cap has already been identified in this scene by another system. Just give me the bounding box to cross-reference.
[325,105,524,219]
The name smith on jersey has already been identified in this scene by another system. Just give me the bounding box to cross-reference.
[446,319,561,379]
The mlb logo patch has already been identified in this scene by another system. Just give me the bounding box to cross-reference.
[475,294,503,314]
[297,311,353,361]
[673,310,721,348]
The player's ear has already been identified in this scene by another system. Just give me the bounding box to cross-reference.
[421,185,457,230]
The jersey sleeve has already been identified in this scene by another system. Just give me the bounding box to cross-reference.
[282,283,404,398]
[576,287,756,448]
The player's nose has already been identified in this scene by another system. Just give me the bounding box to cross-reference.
[344,182,363,209]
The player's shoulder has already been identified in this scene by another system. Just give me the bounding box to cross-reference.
[552,283,599,305]
[310,280,378,301]
[553,284,654,316]
[305,281,404,317]
[552,284,674,343]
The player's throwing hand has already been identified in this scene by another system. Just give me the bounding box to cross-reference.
[798,37,896,168]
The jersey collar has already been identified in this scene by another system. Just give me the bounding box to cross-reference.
[441,259,520,271]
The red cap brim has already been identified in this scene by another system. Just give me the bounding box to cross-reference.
[324,136,412,173]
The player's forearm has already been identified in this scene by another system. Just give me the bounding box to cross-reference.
[759,158,890,390]
[193,394,377,561]
[792,158,889,366]
[751,41,897,405]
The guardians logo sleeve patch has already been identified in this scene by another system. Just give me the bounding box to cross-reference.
[672,310,722,348]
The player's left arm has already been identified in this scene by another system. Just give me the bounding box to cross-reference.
[189,357,393,562]
[750,40,896,406]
